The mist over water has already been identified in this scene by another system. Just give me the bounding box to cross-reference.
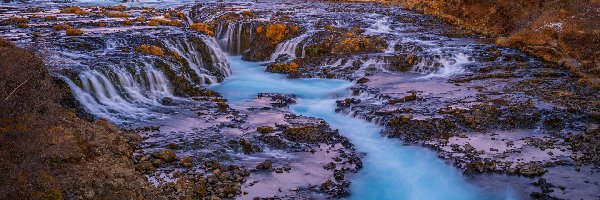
[212,56,516,200]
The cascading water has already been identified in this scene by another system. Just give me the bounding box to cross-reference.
[163,37,218,84]
[200,35,232,77]
[211,55,514,200]
[215,22,250,55]
[413,53,472,78]
[269,32,311,61]
[65,60,172,122]
[65,34,232,122]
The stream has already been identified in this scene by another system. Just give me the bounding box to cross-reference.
[211,56,513,199]
[6,0,592,198]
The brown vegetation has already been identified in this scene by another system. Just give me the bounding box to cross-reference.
[266,62,299,74]
[135,44,164,57]
[189,23,215,36]
[65,29,84,36]
[106,11,129,18]
[0,38,156,199]
[60,6,88,15]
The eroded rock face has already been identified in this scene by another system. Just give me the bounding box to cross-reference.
[0,38,158,199]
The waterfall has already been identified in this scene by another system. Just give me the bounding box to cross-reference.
[215,22,251,55]
[270,32,311,61]
[414,53,472,78]
[65,60,172,122]
[200,35,232,78]
[163,37,219,84]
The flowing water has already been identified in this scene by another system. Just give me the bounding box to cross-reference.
[211,56,514,199]
[0,1,531,198]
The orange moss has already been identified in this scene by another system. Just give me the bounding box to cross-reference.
[175,12,186,19]
[135,45,164,57]
[148,20,159,26]
[107,11,129,18]
[332,34,384,55]
[135,16,146,22]
[4,17,29,24]
[241,11,254,17]
[265,23,288,44]
[44,16,58,21]
[267,62,299,74]
[65,29,84,36]
[189,23,214,36]
[169,19,182,27]
[60,6,88,15]
[16,23,29,28]
[109,5,127,10]
[256,25,264,34]
[123,20,133,26]
[52,24,73,30]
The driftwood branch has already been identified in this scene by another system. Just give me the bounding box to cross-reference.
[3,76,31,102]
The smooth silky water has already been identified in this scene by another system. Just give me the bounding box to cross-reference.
[212,56,516,200]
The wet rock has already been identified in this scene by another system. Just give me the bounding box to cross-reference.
[239,139,260,154]
[166,143,182,150]
[151,158,166,167]
[387,114,413,126]
[324,162,336,170]
[255,160,273,170]
[161,97,174,105]
[336,98,361,108]
[386,53,418,71]
[275,54,291,63]
[282,125,337,143]
[515,163,546,177]
[356,77,370,84]
[151,149,177,163]
[134,161,157,174]
[256,126,274,134]
[179,156,194,168]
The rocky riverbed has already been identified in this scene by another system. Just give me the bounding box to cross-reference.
[1,0,599,199]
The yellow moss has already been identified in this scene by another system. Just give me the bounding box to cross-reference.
[332,34,382,55]
[65,29,84,36]
[123,20,133,26]
[176,12,186,19]
[169,19,182,27]
[148,20,159,26]
[136,16,146,22]
[256,25,264,34]
[60,6,88,15]
[135,44,164,57]
[170,51,181,60]
[6,17,29,23]
[16,23,29,28]
[241,11,254,17]
[52,24,73,30]
[265,23,288,44]
[44,16,58,21]
[267,62,299,74]
[164,13,171,18]
[107,11,129,18]
[189,23,214,36]
[155,18,169,25]
[97,22,106,27]
[110,5,127,10]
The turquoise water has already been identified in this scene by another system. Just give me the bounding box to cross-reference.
[212,56,513,200]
